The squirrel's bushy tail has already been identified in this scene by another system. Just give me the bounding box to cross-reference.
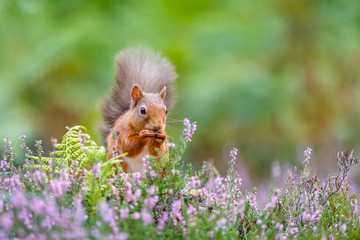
[100,48,177,141]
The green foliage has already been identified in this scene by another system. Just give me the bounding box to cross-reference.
[26,126,106,175]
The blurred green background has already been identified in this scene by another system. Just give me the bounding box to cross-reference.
[1,0,360,184]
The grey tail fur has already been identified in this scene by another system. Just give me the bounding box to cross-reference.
[100,48,177,142]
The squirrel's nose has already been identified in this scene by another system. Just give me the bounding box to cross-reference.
[153,121,162,131]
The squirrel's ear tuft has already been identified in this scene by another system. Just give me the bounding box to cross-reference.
[159,86,166,100]
[131,84,144,102]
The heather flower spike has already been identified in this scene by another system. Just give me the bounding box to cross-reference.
[303,147,312,165]
[183,118,197,142]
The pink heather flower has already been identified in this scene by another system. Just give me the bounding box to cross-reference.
[118,232,129,240]
[340,223,347,233]
[302,212,311,222]
[187,204,197,218]
[215,218,227,233]
[92,163,101,179]
[12,190,27,208]
[149,170,157,180]
[24,170,32,183]
[190,176,201,189]
[132,172,142,184]
[229,147,238,164]
[183,118,197,142]
[78,130,86,147]
[10,174,22,189]
[144,196,159,209]
[146,185,156,195]
[246,193,259,214]
[33,170,46,186]
[48,179,70,198]
[18,209,33,230]
[168,143,176,148]
[171,200,182,216]
[289,227,299,235]
[158,212,169,231]
[142,155,150,172]
[256,219,262,225]
[141,209,153,226]
[30,199,46,215]
[0,213,13,231]
[171,169,180,175]
[303,147,312,164]
[120,207,129,219]
[275,188,281,196]
[329,234,334,239]
[134,189,141,199]
[133,212,141,220]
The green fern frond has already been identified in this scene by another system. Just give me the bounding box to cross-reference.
[25,125,106,175]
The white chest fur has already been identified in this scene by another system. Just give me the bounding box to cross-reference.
[123,141,149,177]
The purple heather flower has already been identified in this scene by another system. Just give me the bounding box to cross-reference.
[141,209,153,226]
[340,223,347,233]
[133,212,141,220]
[92,163,101,179]
[146,185,156,195]
[171,169,180,175]
[168,142,176,148]
[256,219,263,225]
[142,155,150,169]
[0,213,13,231]
[229,147,238,164]
[120,207,129,219]
[48,179,70,198]
[144,196,159,209]
[118,232,129,240]
[215,218,227,233]
[134,188,141,199]
[12,190,27,208]
[183,118,197,142]
[171,200,182,216]
[303,147,312,165]
[78,130,86,147]
[187,204,196,218]
[33,170,46,187]
[329,234,334,239]
[132,172,142,184]
[24,170,32,183]
[157,212,169,231]
[246,192,259,214]
[190,176,201,189]
[275,188,281,196]
[302,212,311,222]
[149,170,157,180]
[30,198,46,215]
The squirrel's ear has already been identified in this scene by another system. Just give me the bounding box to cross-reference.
[131,84,144,102]
[159,86,166,100]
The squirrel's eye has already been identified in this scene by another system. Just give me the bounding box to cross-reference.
[140,107,146,115]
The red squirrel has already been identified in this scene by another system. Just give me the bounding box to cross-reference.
[100,48,177,176]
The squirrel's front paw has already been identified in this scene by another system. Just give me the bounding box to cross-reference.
[139,130,156,138]
[154,132,166,144]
